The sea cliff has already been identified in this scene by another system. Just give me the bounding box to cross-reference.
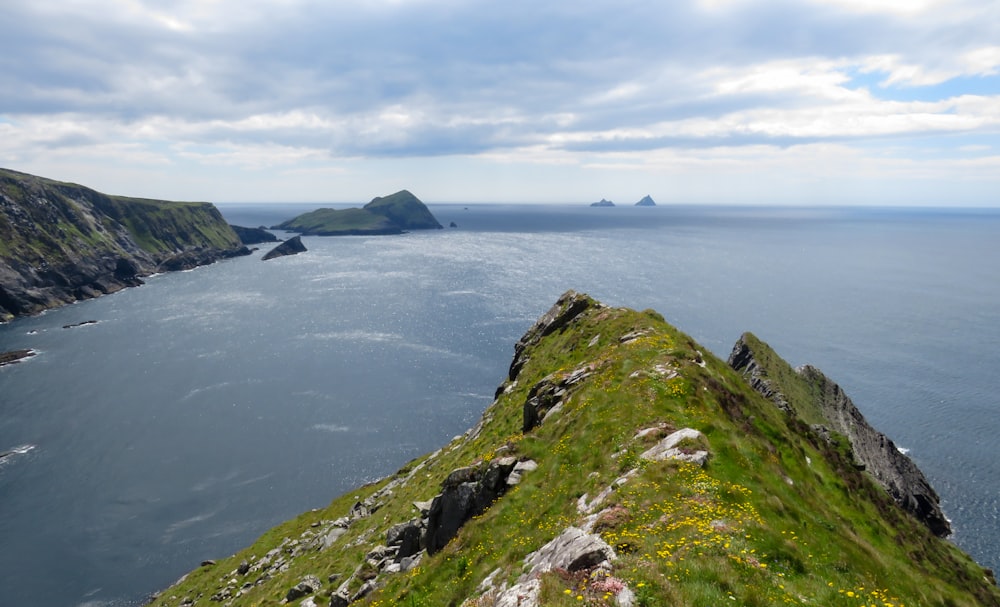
[148,291,998,607]
[0,168,248,321]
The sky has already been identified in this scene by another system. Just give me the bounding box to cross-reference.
[1,0,999,206]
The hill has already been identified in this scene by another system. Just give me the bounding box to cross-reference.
[273,190,442,236]
[0,168,248,321]
[148,291,998,607]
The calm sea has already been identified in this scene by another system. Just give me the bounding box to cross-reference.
[1,204,998,605]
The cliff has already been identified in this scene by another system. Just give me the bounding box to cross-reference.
[273,190,442,236]
[728,333,951,537]
[148,292,998,607]
[0,168,249,321]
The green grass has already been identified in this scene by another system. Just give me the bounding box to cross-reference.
[147,297,1000,607]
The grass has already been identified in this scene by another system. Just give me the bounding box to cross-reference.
[147,296,1000,607]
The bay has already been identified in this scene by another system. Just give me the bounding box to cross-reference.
[1,203,998,605]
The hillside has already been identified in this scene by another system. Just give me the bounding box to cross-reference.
[0,168,248,321]
[273,190,442,236]
[148,291,998,607]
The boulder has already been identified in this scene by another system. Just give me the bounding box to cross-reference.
[640,428,710,466]
[284,575,321,601]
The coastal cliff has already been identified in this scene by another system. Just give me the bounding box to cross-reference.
[148,291,998,607]
[0,168,249,321]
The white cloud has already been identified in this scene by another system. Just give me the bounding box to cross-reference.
[2,0,999,204]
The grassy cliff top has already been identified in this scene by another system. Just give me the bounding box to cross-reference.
[149,292,998,607]
[273,190,442,235]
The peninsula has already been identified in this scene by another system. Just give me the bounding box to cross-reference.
[0,168,249,321]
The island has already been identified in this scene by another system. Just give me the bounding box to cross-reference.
[635,195,656,206]
[148,291,995,607]
[261,235,307,261]
[590,198,615,207]
[272,190,443,236]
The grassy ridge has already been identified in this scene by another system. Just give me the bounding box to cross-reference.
[149,294,998,607]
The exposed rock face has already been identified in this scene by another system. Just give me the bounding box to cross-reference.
[728,333,951,537]
[0,168,249,321]
[522,363,596,432]
[797,364,951,537]
[261,236,307,260]
[425,456,519,554]
[230,225,278,245]
[508,290,597,382]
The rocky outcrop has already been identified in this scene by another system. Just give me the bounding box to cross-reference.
[635,195,656,206]
[590,198,615,207]
[0,349,35,367]
[522,362,596,432]
[425,457,521,554]
[261,236,307,261]
[0,168,249,321]
[797,364,951,537]
[230,225,278,245]
[728,333,951,537]
[508,290,598,382]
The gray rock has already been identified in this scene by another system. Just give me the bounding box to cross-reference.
[386,519,423,560]
[728,333,951,538]
[523,526,616,574]
[285,575,322,601]
[508,290,596,382]
[640,428,709,466]
[425,457,522,553]
[523,363,595,432]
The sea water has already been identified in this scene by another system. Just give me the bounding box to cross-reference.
[1,204,998,605]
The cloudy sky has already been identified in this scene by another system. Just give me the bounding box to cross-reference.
[2,0,998,205]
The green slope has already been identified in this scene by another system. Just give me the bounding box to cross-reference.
[149,292,998,607]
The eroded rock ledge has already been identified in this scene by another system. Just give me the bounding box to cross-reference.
[728,333,951,537]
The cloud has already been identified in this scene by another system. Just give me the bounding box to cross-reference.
[1,0,998,204]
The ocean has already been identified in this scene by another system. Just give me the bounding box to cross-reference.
[1,203,998,605]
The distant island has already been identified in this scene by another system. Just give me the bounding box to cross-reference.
[590,198,615,207]
[635,195,656,206]
[273,190,442,236]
